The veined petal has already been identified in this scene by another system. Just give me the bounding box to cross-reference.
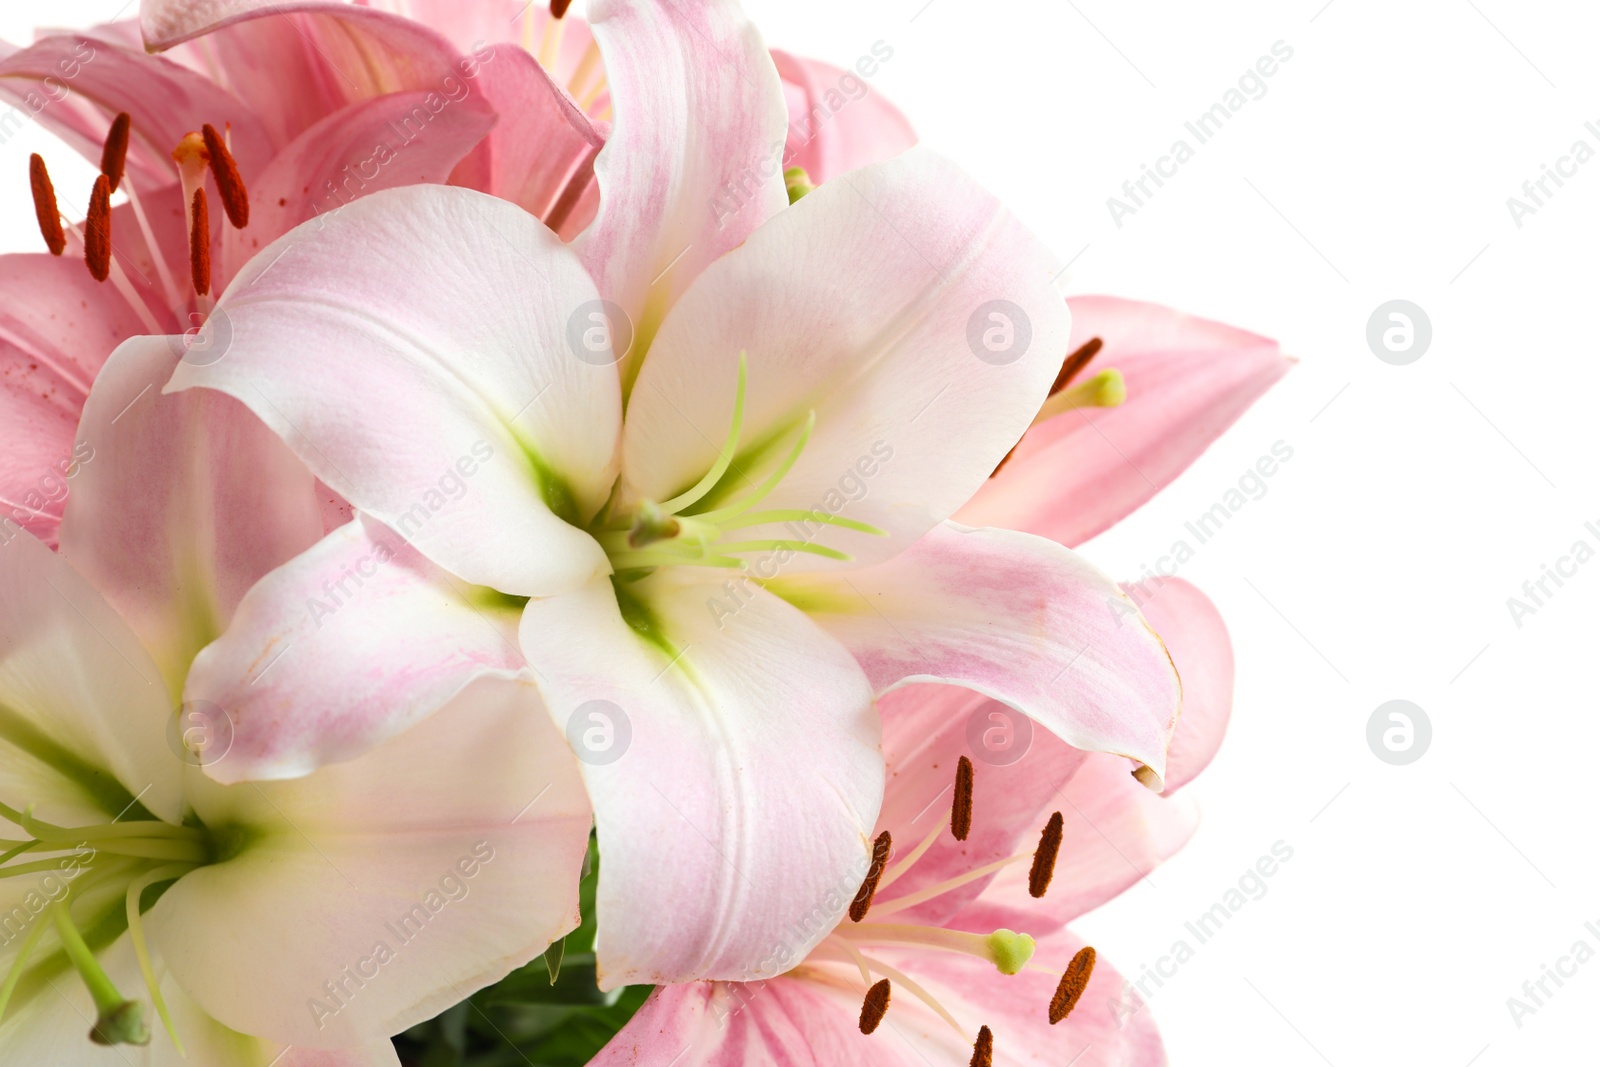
[574,0,789,386]
[960,296,1291,547]
[772,523,1180,781]
[1127,579,1234,794]
[518,571,882,987]
[0,529,180,823]
[166,185,620,596]
[622,148,1070,570]
[152,676,592,1047]
[185,516,527,783]
[772,49,917,184]
[60,334,325,697]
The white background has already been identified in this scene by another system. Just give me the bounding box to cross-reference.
[4,2,1598,1064]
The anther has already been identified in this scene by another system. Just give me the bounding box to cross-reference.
[27,154,65,256]
[189,188,211,296]
[849,831,892,922]
[1049,337,1103,396]
[201,123,249,228]
[969,1024,993,1067]
[85,175,112,283]
[101,112,131,193]
[1132,764,1163,793]
[951,755,973,841]
[858,978,890,1034]
[1027,811,1063,898]
[1048,946,1096,1024]
[551,0,573,17]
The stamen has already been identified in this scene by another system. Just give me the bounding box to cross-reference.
[848,830,891,922]
[539,1,570,71]
[858,978,890,1034]
[969,1024,993,1067]
[1132,764,1163,792]
[870,850,1031,917]
[190,187,211,296]
[100,112,131,192]
[1049,945,1096,1024]
[85,175,112,282]
[660,353,747,515]
[127,864,192,1052]
[689,410,814,526]
[627,499,681,548]
[1028,811,1063,898]
[51,901,150,1045]
[201,123,249,228]
[785,166,815,203]
[951,755,973,841]
[27,154,66,255]
[550,0,573,17]
[0,909,49,1021]
[1048,337,1103,396]
[877,817,944,891]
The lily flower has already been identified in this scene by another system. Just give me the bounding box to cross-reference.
[586,586,1234,1067]
[160,0,1181,990]
[0,526,592,1062]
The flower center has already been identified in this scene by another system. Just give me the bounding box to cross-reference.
[795,755,1098,1062]
[592,354,887,577]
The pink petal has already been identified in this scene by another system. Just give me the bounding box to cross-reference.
[622,148,1071,571]
[959,296,1291,547]
[1126,578,1234,793]
[772,49,917,184]
[167,185,618,596]
[775,523,1180,781]
[574,0,789,366]
[517,571,882,987]
[59,334,325,695]
[184,516,528,784]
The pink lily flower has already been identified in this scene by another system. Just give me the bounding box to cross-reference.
[586,578,1234,1066]
[160,0,1184,990]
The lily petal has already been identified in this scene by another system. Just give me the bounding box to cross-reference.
[0,528,180,822]
[151,676,592,1047]
[961,296,1290,547]
[184,516,527,783]
[166,184,619,596]
[60,334,325,697]
[771,49,917,183]
[772,523,1180,781]
[1127,578,1234,794]
[517,570,882,987]
[574,0,789,380]
[622,147,1070,569]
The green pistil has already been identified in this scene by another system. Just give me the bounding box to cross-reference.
[985,929,1037,976]
[784,166,815,203]
[52,902,150,1046]
[1031,368,1126,426]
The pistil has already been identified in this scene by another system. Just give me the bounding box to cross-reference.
[52,901,150,1046]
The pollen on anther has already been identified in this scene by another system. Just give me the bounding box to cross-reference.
[201,124,250,228]
[101,112,131,192]
[1048,946,1096,1024]
[858,978,890,1034]
[550,0,574,17]
[951,755,974,841]
[969,1024,993,1067]
[84,175,112,282]
[1027,811,1064,898]
[1049,337,1103,397]
[28,154,65,256]
[189,188,211,296]
[848,831,892,922]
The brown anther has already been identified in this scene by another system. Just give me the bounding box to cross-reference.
[968,1024,993,1067]
[858,978,890,1034]
[100,112,131,192]
[1048,946,1096,1023]
[1027,811,1064,898]
[848,831,892,922]
[951,755,974,841]
[189,187,211,296]
[550,0,573,18]
[84,175,112,282]
[201,123,249,228]
[28,154,65,256]
[1048,337,1104,397]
